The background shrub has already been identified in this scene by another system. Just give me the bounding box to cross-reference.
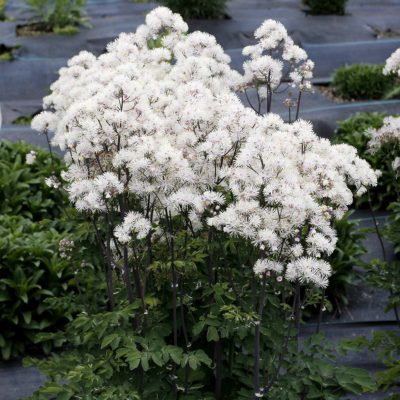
[327,213,366,313]
[0,141,103,360]
[332,64,398,100]
[334,112,399,210]
[0,141,65,220]
[158,0,227,19]
[303,0,347,15]
[0,0,7,20]
[24,0,88,34]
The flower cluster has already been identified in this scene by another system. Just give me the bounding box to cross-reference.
[368,116,400,152]
[383,48,400,77]
[208,116,377,287]
[32,7,377,288]
[240,19,314,103]
[368,115,400,174]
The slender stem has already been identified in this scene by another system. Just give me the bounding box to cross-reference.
[122,245,135,304]
[165,210,178,398]
[254,272,267,399]
[368,190,386,262]
[295,91,303,121]
[215,340,223,400]
[294,281,302,348]
[316,289,325,334]
[44,132,54,167]
[105,231,115,311]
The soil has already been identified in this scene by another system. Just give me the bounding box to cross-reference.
[315,85,353,104]
[16,22,53,37]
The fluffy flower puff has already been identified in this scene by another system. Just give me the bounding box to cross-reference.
[209,114,377,285]
[31,8,377,281]
[383,48,400,77]
[240,19,313,98]
[114,211,152,243]
[368,116,400,152]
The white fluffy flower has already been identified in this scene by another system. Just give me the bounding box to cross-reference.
[253,259,283,275]
[31,8,377,289]
[25,150,36,165]
[383,48,400,77]
[115,211,152,243]
[286,257,331,288]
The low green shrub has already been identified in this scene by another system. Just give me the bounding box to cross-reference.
[23,0,88,34]
[332,64,398,100]
[0,0,7,20]
[158,0,227,19]
[334,112,399,210]
[0,141,65,220]
[303,0,347,15]
[0,141,103,360]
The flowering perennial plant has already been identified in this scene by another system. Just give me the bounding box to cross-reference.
[367,49,400,174]
[239,19,314,118]
[32,7,377,399]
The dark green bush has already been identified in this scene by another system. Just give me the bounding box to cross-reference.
[303,0,347,15]
[158,0,227,19]
[332,64,398,100]
[0,141,103,360]
[24,0,88,34]
[0,141,65,220]
[334,112,399,210]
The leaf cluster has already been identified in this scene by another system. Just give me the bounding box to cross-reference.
[334,112,399,210]
[158,0,227,19]
[25,0,88,34]
[303,0,347,15]
[0,141,102,360]
[332,64,398,101]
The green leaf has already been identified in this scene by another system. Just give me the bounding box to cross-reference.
[101,333,119,349]
[192,320,205,336]
[22,311,32,325]
[207,326,219,342]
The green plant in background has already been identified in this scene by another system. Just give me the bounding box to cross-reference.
[0,44,19,62]
[158,0,228,19]
[326,213,367,314]
[341,331,399,398]
[334,112,399,210]
[332,64,398,100]
[0,0,7,20]
[12,115,34,125]
[0,141,103,360]
[303,0,347,15]
[23,0,88,34]
[0,141,65,220]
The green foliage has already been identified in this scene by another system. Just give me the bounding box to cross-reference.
[364,202,400,318]
[0,141,65,220]
[303,0,347,15]
[342,331,400,395]
[0,141,103,360]
[326,213,367,311]
[332,64,398,100]
[12,115,34,125]
[25,0,88,34]
[334,112,399,210]
[158,0,228,19]
[0,0,6,20]
[25,231,375,399]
